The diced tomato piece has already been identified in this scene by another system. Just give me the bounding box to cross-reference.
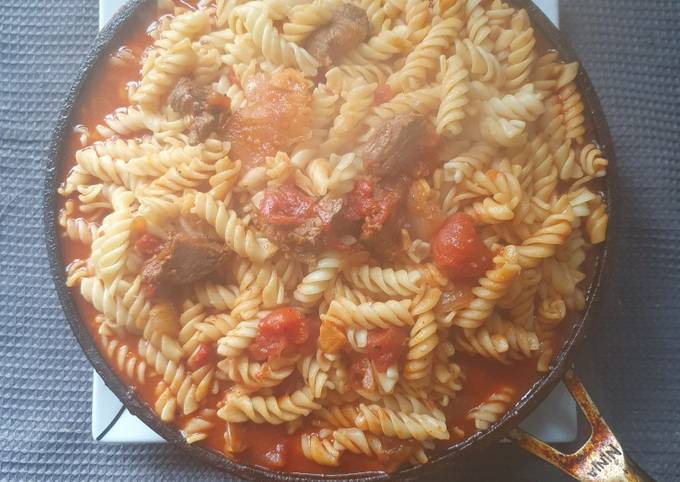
[259,186,315,226]
[344,179,375,221]
[432,213,493,280]
[259,308,309,343]
[135,233,163,258]
[207,91,231,111]
[365,328,409,372]
[187,342,214,371]
[248,308,311,361]
[263,441,288,469]
[373,84,394,105]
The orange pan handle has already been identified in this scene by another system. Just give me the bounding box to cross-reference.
[508,369,654,482]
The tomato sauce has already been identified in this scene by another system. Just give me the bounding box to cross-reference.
[54,5,603,476]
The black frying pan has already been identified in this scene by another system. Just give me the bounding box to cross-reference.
[43,1,650,480]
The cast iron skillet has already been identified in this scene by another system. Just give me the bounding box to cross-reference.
[43,1,650,480]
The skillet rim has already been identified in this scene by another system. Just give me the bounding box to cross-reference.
[43,1,617,480]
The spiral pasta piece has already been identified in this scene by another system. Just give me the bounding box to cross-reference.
[341,26,413,65]
[455,38,504,86]
[193,281,239,311]
[343,265,422,297]
[388,16,462,92]
[59,210,99,245]
[217,316,262,359]
[324,298,414,329]
[504,11,535,91]
[139,339,214,417]
[220,356,297,389]
[466,386,515,430]
[579,143,608,178]
[585,196,608,245]
[132,38,199,111]
[294,252,344,305]
[191,192,278,263]
[403,311,439,381]
[332,428,385,458]
[486,83,544,121]
[517,198,575,268]
[218,387,321,424]
[181,409,217,444]
[322,83,377,154]
[238,3,318,76]
[443,142,497,183]
[452,246,521,329]
[282,2,334,43]
[465,0,492,48]
[301,431,344,466]
[355,404,449,441]
[436,54,470,137]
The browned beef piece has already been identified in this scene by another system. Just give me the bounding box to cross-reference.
[256,196,344,263]
[168,77,212,116]
[168,77,227,145]
[359,176,409,260]
[363,215,403,261]
[289,196,343,245]
[360,114,429,178]
[142,233,226,289]
[304,4,370,69]
[187,112,217,145]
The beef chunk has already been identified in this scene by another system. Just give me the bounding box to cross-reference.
[187,111,217,145]
[362,210,404,261]
[142,233,226,290]
[342,176,408,260]
[169,77,212,116]
[305,4,370,69]
[360,114,429,178]
[168,77,231,145]
[289,196,343,244]
[256,194,343,263]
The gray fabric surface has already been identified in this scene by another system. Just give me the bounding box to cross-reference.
[1,0,679,480]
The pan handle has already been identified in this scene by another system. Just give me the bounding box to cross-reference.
[508,369,653,482]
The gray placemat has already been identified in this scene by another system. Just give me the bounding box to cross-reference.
[1,1,678,480]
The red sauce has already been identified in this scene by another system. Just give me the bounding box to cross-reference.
[343,179,375,222]
[53,5,601,476]
[365,328,409,372]
[187,342,215,371]
[432,213,493,280]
